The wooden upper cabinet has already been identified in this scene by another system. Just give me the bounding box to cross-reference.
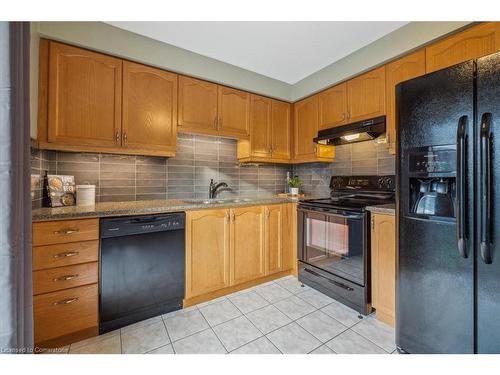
[293,95,319,160]
[371,213,396,327]
[271,100,291,160]
[385,50,426,154]
[249,95,272,157]
[426,22,500,73]
[347,66,386,123]
[265,205,283,275]
[218,86,250,138]
[230,206,265,286]
[177,76,218,135]
[47,42,122,148]
[185,209,230,299]
[319,82,347,130]
[122,62,177,154]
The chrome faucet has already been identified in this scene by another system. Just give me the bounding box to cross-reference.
[209,179,229,199]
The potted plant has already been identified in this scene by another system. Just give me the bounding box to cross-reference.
[287,176,302,195]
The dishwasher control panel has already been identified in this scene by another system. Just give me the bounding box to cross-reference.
[100,213,185,238]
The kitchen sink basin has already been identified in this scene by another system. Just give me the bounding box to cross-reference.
[182,198,254,205]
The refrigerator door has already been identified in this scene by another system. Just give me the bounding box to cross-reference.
[396,62,474,353]
[476,52,500,354]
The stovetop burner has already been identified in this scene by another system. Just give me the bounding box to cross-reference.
[300,175,395,212]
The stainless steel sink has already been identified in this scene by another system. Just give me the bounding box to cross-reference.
[182,198,254,205]
[182,199,225,205]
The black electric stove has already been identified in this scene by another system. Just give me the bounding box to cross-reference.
[297,175,395,315]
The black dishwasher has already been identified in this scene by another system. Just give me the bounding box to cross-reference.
[99,213,185,334]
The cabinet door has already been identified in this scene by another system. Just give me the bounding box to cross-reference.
[347,66,386,123]
[385,50,426,154]
[230,206,265,285]
[265,205,283,275]
[371,213,396,327]
[249,95,272,157]
[319,82,347,129]
[122,61,177,154]
[271,100,291,160]
[293,95,319,160]
[426,22,500,73]
[218,86,250,138]
[185,209,230,299]
[47,42,122,148]
[178,76,218,135]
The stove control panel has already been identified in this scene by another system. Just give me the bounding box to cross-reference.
[330,175,395,191]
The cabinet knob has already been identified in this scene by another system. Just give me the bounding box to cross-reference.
[115,131,120,144]
[123,132,128,144]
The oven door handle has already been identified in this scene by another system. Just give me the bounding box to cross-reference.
[298,207,363,220]
[303,268,354,291]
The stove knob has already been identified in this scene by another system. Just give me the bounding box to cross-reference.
[378,178,384,188]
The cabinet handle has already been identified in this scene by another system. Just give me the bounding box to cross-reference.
[347,111,351,119]
[123,132,128,144]
[313,144,318,154]
[53,297,79,306]
[225,211,230,223]
[266,208,270,219]
[371,218,375,230]
[53,228,79,235]
[231,212,235,222]
[53,274,79,282]
[342,113,346,120]
[115,131,120,144]
[52,251,79,259]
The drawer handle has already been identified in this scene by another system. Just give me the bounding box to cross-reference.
[53,228,80,235]
[53,251,79,259]
[53,297,79,306]
[53,274,79,282]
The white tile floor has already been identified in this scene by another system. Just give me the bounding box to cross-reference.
[54,276,397,354]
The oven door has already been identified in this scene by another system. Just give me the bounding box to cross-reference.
[298,207,367,286]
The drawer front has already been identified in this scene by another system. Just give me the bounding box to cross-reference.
[34,284,98,344]
[33,240,99,271]
[33,262,98,295]
[33,218,99,246]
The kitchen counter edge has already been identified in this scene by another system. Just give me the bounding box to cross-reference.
[32,197,307,222]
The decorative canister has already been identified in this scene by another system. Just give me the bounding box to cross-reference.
[76,184,96,206]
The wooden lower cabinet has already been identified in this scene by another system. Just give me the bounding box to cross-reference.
[266,205,283,275]
[32,218,100,348]
[185,209,231,299]
[184,203,296,305]
[230,206,266,285]
[370,212,396,327]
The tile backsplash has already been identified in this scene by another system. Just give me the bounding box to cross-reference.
[293,140,395,196]
[31,135,396,208]
[31,134,291,209]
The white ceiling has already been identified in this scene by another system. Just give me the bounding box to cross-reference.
[107,22,408,84]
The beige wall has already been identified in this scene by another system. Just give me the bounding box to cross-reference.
[291,21,472,101]
[30,21,471,138]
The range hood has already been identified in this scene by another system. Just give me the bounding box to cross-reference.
[314,115,386,146]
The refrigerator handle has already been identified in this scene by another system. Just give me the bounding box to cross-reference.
[456,115,468,258]
[480,113,493,264]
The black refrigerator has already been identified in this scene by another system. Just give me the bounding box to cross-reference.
[396,52,500,354]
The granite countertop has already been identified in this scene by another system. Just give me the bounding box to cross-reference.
[32,196,308,222]
[366,203,396,215]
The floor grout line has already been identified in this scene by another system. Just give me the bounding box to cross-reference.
[64,276,393,354]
